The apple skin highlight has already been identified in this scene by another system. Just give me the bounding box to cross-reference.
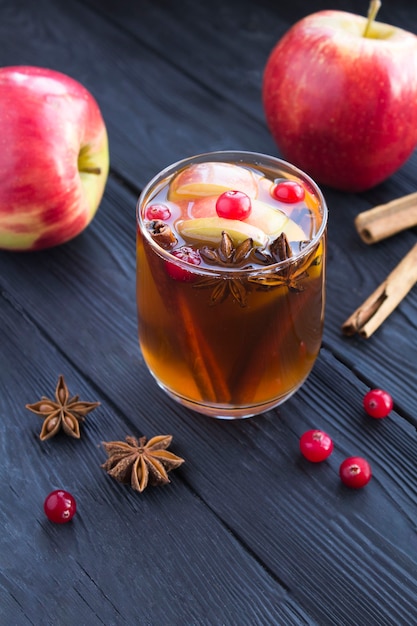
[0,66,109,251]
[262,10,417,192]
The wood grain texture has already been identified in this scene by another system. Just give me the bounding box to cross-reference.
[1,0,417,624]
[0,296,310,625]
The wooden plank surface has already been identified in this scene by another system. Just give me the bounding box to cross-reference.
[1,0,417,624]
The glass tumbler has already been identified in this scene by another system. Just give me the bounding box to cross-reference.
[136,151,327,419]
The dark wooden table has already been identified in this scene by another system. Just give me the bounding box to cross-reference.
[2,0,417,624]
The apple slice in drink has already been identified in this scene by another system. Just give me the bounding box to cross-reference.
[186,196,299,237]
[177,216,270,247]
[177,211,307,249]
[188,196,217,219]
[168,162,259,201]
[283,218,307,242]
[244,199,294,237]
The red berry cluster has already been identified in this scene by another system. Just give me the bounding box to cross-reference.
[299,388,393,489]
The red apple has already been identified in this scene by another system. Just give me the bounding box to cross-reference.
[0,66,109,250]
[262,4,417,192]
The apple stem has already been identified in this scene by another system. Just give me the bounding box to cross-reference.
[79,166,102,175]
[363,0,382,37]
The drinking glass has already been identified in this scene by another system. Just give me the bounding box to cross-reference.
[136,151,327,419]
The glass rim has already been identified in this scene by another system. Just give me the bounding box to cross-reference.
[136,150,328,277]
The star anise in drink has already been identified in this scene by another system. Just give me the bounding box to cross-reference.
[194,231,254,306]
[200,231,254,268]
[249,232,312,291]
[194,274,248,306]
[101,435,185,493]
[193,231,317,305]
[26,375,100,441]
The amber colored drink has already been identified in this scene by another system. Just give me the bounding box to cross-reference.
[136,151,327,418]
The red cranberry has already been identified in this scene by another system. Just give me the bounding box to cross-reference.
[339,457,372,489]
[145,204,171,221]
[299,429,334,462]
[166,246,201,282]
[363,389,393,418]
[44,489,77,523]
[272,180,305,203]
[216,190,251,220]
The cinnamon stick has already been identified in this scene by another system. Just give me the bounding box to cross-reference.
[141,234,231,404]
[355,192,417,244]
[230,290,307,405]
[342,243,417,338]
[174,289,231,404]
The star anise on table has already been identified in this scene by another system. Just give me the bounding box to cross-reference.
[25,375,101,441]
[101,435,185,493]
